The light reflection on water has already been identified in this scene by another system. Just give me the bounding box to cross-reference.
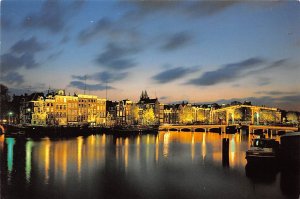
[0,132,298,199]
[25,140,33,183]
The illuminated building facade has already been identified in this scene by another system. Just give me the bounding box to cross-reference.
[116,100,134,125]
[17,90,298,126]
[160,102,282,125]
[31,96,47,125]
[19,93,44,124]
[106,101,118,126]
[23,90,106,126]
[137,91,161,125]
[163,104,180,124]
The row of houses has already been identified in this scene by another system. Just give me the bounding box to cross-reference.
[20,90,106,126]
[6,90,300,126]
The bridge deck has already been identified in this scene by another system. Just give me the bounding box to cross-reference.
[159,124,298,133]
[249,125,298,131]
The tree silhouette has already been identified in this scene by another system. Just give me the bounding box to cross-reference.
[0,84,11,120]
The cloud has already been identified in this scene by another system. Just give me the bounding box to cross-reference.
[188,57,265,86]
[90,71,128,83]
[255,91,298,96]
[60,35,69,44]
[47,50,63,61]
[72,71,128,83]
[124,1,236,19]
[1,72,24,85]
[1,53,39,73]
[69,81,113,91]
[122,1,178,19]
[214,96,274,107]
[7,83,47,95]
[23,0,64,33]
[71,0,86,10]
[78,18,113,43]
[10,37,46,54]
[264,58,288,70]
[256,77,271,86]
[153,67,197,83]
[201,94,300,111]
[247,59,288,76]
[22,0,85,33]
[277,95,300,103]
[1,17,13,30]
[1,37,48,74]
[130,1,177,11]
[161,32,192,51]
[78,17,140,44]
[159,96,169,100]
[71,75,86,81]
[95,42,139,70]
[183,1,237,17]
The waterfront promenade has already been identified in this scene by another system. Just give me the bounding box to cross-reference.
[1,123,298,137]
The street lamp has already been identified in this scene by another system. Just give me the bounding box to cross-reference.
[8,112,13,125]
[26,108,31,124]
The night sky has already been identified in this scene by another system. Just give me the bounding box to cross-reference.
[1,0,300,111]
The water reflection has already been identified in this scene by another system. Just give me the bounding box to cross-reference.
[155,135,159,163]
[136,135,140,162]
[0,134,4,150]
[124,138,129,171]
[163,132,169,158]
[191,133,195,161]
[77,136,83,180]
[280,166,300,198]
[25,140,33,183]
[6,138,15,174]
[202,133,206,161]
[1,132,296,199]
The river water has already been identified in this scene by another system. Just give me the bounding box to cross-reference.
[0,132,299,199]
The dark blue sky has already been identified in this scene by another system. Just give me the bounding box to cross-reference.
[1,0,300,111]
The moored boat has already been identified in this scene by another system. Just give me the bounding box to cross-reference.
[280,132,300,165]
[246,137,279,164]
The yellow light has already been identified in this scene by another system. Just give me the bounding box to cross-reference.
[25,140,34,183]
[77,136,83,179]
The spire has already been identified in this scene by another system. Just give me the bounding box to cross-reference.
[144,90,149,99]
[140,90,145,100]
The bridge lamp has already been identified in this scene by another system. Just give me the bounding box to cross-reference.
[27,108,31,112]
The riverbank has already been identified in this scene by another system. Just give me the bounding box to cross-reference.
[1,124,159,138]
